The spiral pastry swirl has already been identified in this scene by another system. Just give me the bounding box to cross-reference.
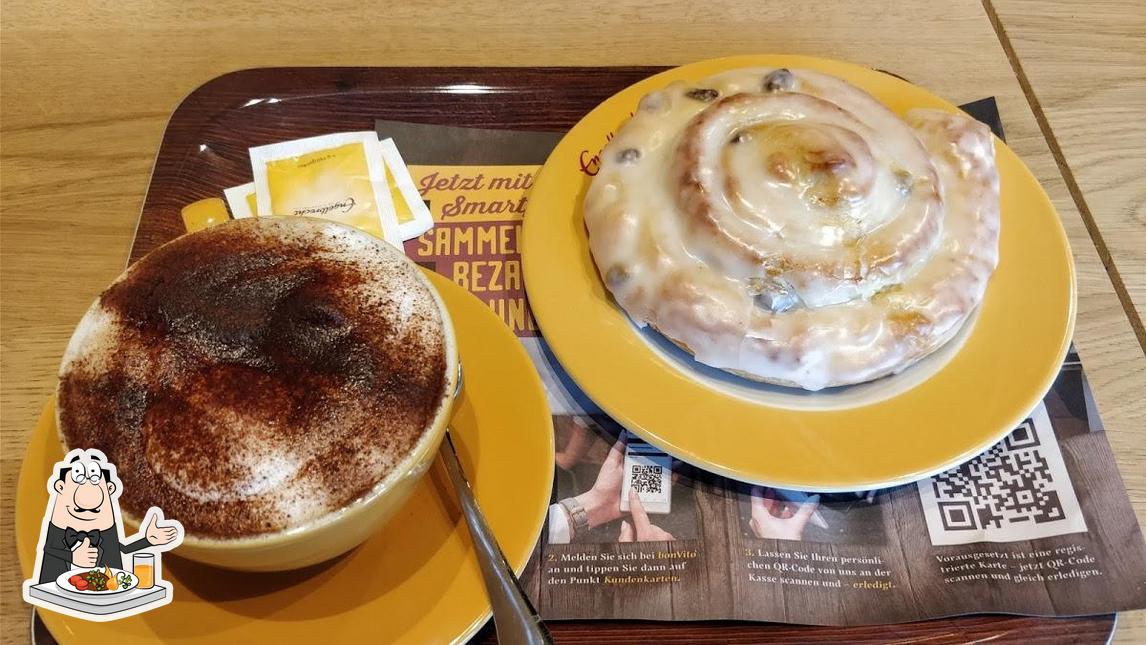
[584,68,1000,390]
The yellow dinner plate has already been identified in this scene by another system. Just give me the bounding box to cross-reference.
[17,271,554,644]
[522,54,1074,491]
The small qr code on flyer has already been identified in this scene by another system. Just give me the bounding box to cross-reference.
[917,402,1087,545]
[631,464,663,494]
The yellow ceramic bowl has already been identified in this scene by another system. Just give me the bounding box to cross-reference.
[21,271,553,643]
[55,218,460,572]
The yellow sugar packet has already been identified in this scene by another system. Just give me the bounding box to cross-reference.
[249,132,401,247]
[378,137,435,240]
[180,198,230,233]
[223,182,257,219]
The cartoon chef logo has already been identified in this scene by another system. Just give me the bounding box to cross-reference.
[22,448,183,622]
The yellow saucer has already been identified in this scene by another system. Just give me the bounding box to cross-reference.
[522,54,1074,491]
[17,271,554,644]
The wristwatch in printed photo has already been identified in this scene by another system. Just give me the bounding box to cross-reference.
[559,497,590,539]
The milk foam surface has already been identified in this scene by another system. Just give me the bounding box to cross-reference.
[58,217,449,538]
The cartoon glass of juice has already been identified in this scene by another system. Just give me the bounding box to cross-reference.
[133,553,155,589]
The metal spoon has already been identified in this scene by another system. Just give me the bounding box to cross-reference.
[440,366,552,644]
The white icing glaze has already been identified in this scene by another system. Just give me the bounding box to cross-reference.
[584,68,1000,390]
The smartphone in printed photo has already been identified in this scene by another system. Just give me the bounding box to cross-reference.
[619,433,672,514]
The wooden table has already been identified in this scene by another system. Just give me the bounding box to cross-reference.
[991,0,1146,329]
[2,0,1143,642]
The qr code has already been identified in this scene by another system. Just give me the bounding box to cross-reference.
[631,464,663,494]
[917,402,1087,545]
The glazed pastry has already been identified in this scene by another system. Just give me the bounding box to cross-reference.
[583,68,999,390]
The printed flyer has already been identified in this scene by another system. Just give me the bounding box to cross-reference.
[378,110,1146,625]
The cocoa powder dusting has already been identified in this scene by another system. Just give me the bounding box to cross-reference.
[57,219,448,538]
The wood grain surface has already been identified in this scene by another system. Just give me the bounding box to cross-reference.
[989,0,1146,333]
[2,1,1144,642]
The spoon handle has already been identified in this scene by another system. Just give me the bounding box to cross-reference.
[440,432,553,645]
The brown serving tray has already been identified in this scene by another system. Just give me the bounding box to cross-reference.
[105,66,1117,644]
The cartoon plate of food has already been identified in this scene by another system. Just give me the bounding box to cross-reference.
[55,566,136,595]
